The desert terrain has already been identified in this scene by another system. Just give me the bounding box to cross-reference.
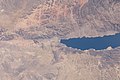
[0,0,120,80]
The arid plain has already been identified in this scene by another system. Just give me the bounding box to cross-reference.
[0,0,120,80]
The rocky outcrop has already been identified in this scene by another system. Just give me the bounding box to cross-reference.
[0,0,120,80]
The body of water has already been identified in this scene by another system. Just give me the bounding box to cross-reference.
[60,33,120,50]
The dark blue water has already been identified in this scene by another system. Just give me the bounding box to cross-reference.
[60,33,120,50]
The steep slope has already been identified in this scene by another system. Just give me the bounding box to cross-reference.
[14,0,120,39]
[0,0,120,80]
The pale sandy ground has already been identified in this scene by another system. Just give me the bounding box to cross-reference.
[0,0,120,80]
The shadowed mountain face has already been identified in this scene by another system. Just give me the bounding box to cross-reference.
[0,0,120,37]
[0,0,120,38]
[0,0,120,80]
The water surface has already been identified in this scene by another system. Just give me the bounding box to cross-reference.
[60,33,120,50]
